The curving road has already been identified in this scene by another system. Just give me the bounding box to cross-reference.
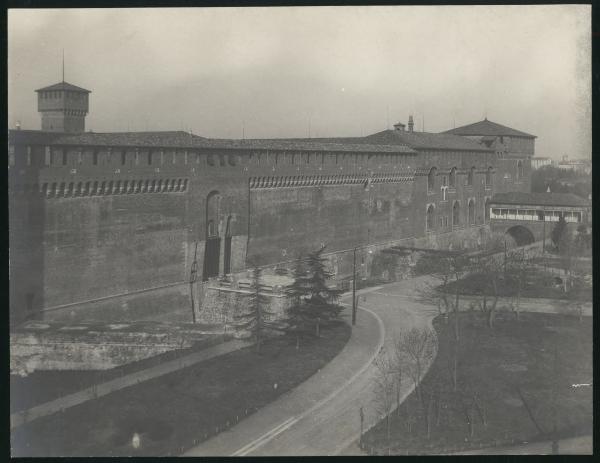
[184,276,439,456]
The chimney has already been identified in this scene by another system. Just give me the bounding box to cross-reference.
[393,122,405,132]
[408,115,414,133]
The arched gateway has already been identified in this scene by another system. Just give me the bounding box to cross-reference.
[505,225,535,246]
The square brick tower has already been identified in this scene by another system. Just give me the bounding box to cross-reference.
[35,81,91,133]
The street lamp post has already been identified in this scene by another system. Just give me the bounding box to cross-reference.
[542,206,546,254]
[352,247,357,326]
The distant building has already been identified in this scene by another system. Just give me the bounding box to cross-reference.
[557,155,591,175]
[489,191,591,245]
[531,157,553,169]
[444,118,536,159]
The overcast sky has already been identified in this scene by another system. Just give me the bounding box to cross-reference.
[8,5,591,161]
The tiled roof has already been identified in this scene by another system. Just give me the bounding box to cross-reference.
[9,130,416,154]
[205,138,416,153]
[50,131,206,147]
[444,119,536,138]
[8,130,64,145]
[490,192,589,207]
[35,81,91,93]
[363,129,492,152]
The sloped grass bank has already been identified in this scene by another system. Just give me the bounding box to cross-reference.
[362,311,592,455]
[11,321,351,457]
[11,328,228,413]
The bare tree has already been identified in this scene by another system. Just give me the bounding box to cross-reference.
[372,348,397,444]
[505,247,536,321]
[470,238,505,330]
[396,327,436,404]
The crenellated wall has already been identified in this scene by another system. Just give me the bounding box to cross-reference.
[9,135,523,325]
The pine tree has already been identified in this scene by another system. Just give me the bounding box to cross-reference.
[234,265,281,352]
[285,247,344,348]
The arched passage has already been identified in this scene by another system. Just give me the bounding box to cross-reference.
[505,225,535,246]
[203,191,221,281]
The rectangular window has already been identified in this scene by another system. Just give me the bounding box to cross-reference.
[45,146,51,166]
[62,150,68,166]
[135,151,139,166]
[121,151,127,166]
[184,151,188,165]
[147,152,152,165]
[93,151,99,165]
[78,152,83,164]
[26,147,32,166]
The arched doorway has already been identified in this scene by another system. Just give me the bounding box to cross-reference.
[203,191,221,281]
[505,225,535,246]
[223,216,233,275]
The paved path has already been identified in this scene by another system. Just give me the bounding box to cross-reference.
[10,338,251,430]
[184,277,439,456]
[448,435,593,455]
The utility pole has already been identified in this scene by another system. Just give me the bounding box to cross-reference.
[189,242,199,323]
[359,406,365,448]
[542,206,546,254]
[352,247,357,326]
[503,239,507,276]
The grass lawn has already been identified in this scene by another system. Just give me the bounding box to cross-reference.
[11,321,351,457]
[363,311,592,454]
[444,268,592,302]
[10,332,228,413]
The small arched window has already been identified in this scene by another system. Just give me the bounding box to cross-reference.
[468,199,475,225]
[467,166,475,187]
[485,167,493,188]
[427,167,437,193]
[426,204,435,231]
[452,201,460,227]
[449,167,457,188]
